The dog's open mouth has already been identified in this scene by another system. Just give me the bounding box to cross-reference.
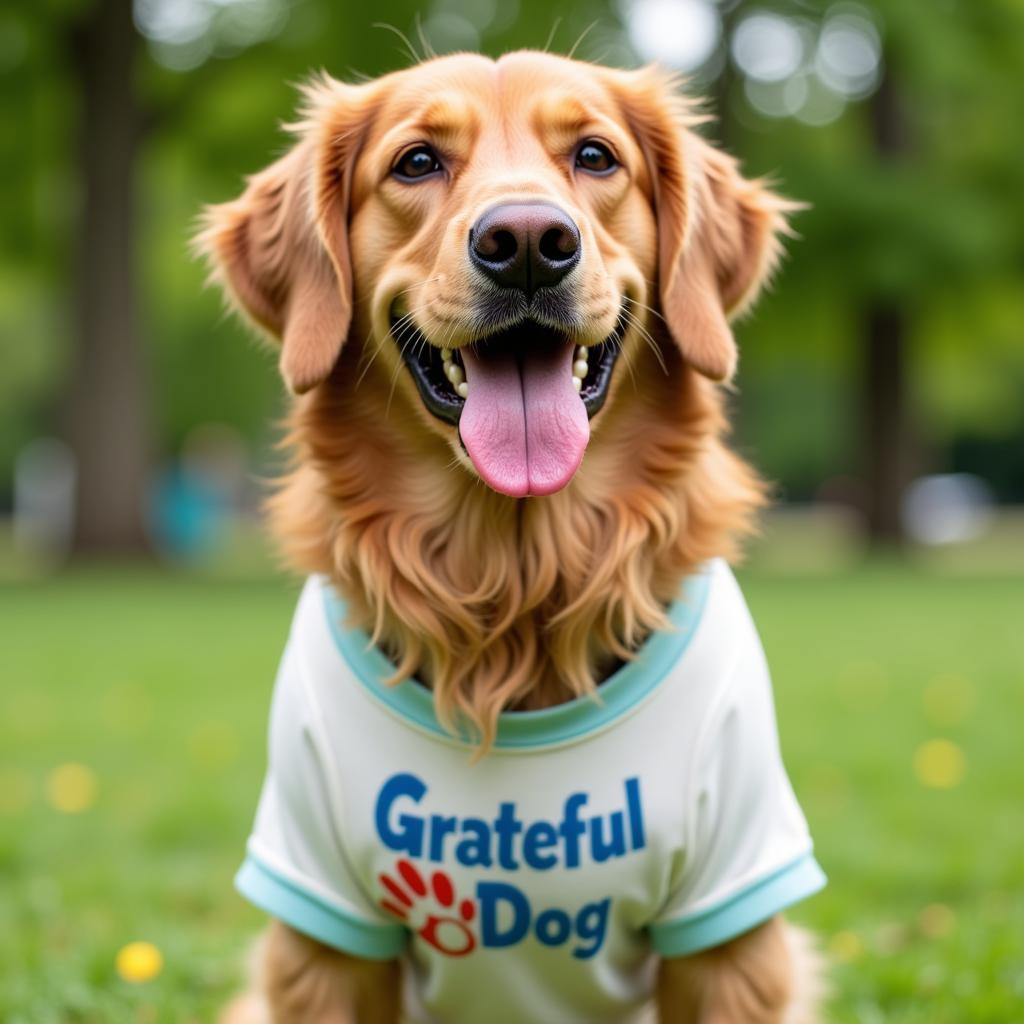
[391,312,626,497]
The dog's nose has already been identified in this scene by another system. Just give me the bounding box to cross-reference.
[469,202,581,296]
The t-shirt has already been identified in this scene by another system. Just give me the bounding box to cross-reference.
[236,559,825,1024]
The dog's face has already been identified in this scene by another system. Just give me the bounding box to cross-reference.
[349,53,658,498]
[201,52,789,498]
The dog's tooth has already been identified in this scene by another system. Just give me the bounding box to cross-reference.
[446,363,464,385]
[572,376,582,392]
[576,345,588,359]
[456,381,468,399]
[573,359,589,378]
[441,348,452,363]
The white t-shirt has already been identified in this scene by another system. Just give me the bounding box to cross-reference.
[237,559,825,1024]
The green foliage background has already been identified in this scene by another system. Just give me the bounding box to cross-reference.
[2,0,1023,504]
[2,5,1023,1017]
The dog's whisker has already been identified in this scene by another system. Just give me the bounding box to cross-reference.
[388,305,433,346]
[620,305,660,350]
[627,296,668,326]
[542,15,562,52]
[566,19,600,60]
[357,298,441,397]
[354,320,410,390]
[442,317,467,352]
[414,12,437,61]
[353,330,383,389]
[372,21,421,66]
[604,328,637,389]
[391,275,445,301]
[385,332,418,415]
[622,308,667,376]
[414,332,431,363]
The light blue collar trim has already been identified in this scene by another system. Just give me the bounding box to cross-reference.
[321,567,712,750]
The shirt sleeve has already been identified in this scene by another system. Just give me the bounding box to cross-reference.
[648,629,826,958]
[235,637,406,960]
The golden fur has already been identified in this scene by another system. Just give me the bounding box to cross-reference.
[199,52,788,747]
[267,356,764,746]
[200,50,820,1024]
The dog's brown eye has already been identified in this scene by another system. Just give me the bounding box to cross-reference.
[394,145,442,181]
[575,141,617,175]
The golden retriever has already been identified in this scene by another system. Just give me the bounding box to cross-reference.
[200,50,824,1024]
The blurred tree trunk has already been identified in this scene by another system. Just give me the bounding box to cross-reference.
[863,303,910,540]
[66,0,151,555]
[863,64,913,544]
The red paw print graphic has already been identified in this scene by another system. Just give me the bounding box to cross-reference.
[379,860,477,956]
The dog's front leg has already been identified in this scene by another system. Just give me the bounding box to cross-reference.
[656,916,821,1024]
[262,920,401,1024]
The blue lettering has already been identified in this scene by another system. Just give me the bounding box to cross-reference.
[522,821,558,870]
[428,814,456,862]
[558,793,588,868]
[374,773,426,856]
[590,811,626,862]
[573,898,611,959]
[625,777,645,851]
[454,818,492,867]
[535,908,571,946]
[494,802,523,871]
[478,881,530,948]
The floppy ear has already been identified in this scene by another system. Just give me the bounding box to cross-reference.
[616,68,794,381]
[196,79,368,394]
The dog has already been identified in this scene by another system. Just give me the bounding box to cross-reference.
[200,50,826,1024]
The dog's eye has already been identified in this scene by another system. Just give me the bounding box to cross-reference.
[575,140,617,175]
[393,145,443,181]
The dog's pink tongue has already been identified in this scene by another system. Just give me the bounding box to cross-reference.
[459,342,589,497]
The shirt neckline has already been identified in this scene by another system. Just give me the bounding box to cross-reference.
[320,565,713,750]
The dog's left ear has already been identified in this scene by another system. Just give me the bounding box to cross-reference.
[196,78,371,394]
[613,67,795,382]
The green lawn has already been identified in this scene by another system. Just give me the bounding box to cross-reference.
[2,562,1022,1022]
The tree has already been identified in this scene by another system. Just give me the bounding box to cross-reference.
[66,0,151,554]
[695,0,1024,542]
[3,0,1022,555]
[861,62,911,542]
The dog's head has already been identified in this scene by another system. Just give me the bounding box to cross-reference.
[199,52,790,499]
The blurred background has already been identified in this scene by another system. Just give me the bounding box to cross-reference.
[1,1,1022,1021]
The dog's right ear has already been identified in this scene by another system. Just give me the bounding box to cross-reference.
[609,66,795,383]
[196,79,370,394]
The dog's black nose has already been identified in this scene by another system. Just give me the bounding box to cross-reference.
[469,202,581,296]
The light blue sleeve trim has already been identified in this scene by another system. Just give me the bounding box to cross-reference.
[648,852,827,958]
[236,855,407,961]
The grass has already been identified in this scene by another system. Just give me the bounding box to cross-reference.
[1,560,1023,1022]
